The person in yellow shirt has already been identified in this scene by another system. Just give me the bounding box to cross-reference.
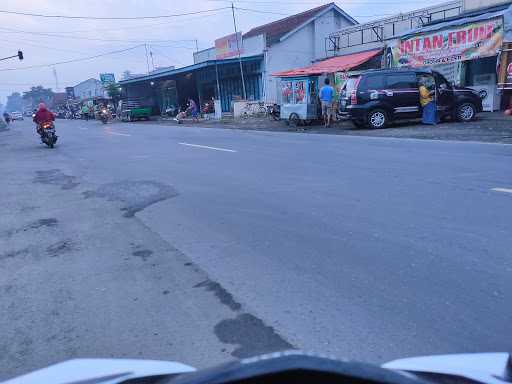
[419,75,437,125]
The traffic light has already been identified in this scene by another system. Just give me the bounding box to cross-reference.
[18,51,23,60]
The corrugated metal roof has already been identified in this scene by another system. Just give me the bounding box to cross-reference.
[273,49,382,77]
[119,55,263,85]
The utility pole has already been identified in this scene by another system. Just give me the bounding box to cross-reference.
[52,66,60,92]
[144,44,150,74]
[194,39,199,53]
[149,50,155,71]
[231,3,246,100]
[215,60,221,100]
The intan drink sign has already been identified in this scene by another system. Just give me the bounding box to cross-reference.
[391,18,503,67]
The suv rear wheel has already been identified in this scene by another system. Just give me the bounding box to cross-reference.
[367,109,387,129]
[456,102,476,122]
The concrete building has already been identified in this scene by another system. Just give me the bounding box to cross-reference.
[73,78,105,100]
[325,1,464,58]
[194,3,357,102]
[120,3,357,112]
[464,0,511,10]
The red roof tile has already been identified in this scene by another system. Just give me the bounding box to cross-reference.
[243,3,334,45]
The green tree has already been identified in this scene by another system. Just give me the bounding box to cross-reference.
[105,83,122,103]
[22,86,54,109]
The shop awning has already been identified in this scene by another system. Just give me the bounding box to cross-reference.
[273,48,382,78]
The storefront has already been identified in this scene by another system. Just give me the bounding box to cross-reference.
[498,5,512,109]
[273,49,382,123]
[119,55,263,115]
[388,4,512,111]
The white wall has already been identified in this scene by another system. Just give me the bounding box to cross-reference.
[264,23,315,102]
[73,79,105,100]
[313,10,353,60]
[193,48,216,64]
[242,34,265,56]
[194,35,265,64]
[464,0,510,10]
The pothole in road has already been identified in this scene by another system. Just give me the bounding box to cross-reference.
[46,240,76,257]
[214,313,294,358]
[3,218,58,239]
[132,249,153,261]
[83,180,178,218]
[194,279,242,312]
[33,169,79,190]
[194,276,295,357]
[0,248,30,261]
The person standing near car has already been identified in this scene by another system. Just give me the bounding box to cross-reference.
[320,78,335,127]
[419,75,438,125]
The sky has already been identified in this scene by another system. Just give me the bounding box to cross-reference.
[0,0,451,105]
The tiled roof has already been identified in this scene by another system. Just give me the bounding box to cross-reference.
[243,3,334,45]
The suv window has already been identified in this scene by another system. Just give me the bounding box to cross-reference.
[360,75,385,91]
[345,77,360,95]
[433,72,451,90]
[386,73,417,89]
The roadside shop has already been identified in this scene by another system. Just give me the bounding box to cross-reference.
[273,49,382,124]
[387,3,512,111]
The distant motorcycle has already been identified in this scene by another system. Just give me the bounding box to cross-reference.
[38,121,58,148]
[99,108,110,124]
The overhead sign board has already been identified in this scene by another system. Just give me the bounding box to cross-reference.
[215,32,243,60]
[391,18,503,67]
[100,73,116,86]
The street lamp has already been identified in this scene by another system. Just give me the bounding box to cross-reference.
[150,81,155,86]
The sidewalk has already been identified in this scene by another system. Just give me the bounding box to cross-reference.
[138,111,512,144]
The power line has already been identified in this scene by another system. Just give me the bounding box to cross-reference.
[0,7,231,20]
[0,45,144,72]
[149,46,188,67]
[0,27,198,46]
[234,6,393,18]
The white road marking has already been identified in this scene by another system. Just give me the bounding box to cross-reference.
[491,188,512,194]
[79,127,87,130]
[178,142,237,152]
[105,130,131,137]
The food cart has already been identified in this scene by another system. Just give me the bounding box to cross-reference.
[273,48,384,126]
[279,77,320,126]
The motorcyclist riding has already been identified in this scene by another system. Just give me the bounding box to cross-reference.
[3,111,10,124]
[33,103,55,135]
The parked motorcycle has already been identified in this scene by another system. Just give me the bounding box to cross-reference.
[267,103,281,121]
[38,121,58,148]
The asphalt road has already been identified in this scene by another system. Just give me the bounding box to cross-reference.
[1,119,511,380]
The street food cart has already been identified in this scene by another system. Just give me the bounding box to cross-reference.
[273,48,383,126]
[279,77,319,126]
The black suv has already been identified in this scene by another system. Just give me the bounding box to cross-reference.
[338,68,483,129]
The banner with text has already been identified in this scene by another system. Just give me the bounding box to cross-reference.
[100,73,116,86]
[391,18,503,68]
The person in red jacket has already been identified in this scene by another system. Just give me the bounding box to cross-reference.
[33,103,55,134]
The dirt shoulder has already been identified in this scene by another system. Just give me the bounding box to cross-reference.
[133,111,512,144]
